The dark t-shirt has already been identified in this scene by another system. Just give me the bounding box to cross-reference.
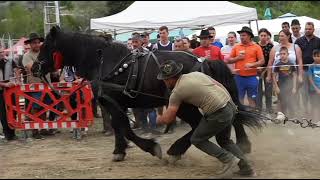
[295,35,320,69]
[274,61,296,89]
[259,43,274,67]
[190,39,200,49]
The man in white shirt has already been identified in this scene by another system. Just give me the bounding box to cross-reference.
[153,26,175,51]
[291,19,303,43]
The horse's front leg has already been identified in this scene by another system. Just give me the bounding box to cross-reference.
[112,126,128,161]
[99,97,163,161]
[109,110,129,161]
[166,104,202,160]
[98,98,128,161]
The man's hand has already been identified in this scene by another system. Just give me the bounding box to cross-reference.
[156,105,179,125]
[275,87,280,95]
[5,82,16,88]
[156,115,165,125]
[237,53,245,60]
[298,75,303,84]
[244,63,255,69]
[266,76,272,83]
[292,88,297,94]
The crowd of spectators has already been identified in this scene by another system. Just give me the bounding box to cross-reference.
[2,19,320,142]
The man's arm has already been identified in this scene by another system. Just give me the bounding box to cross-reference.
[0,82,8,87]
[272,72,280,94]
[0,81,16,88]
[245,56,265,68]
[156,104,179,125]
[245,46,265,68]
[228,47,244,64]
[266,47,276,82]
[294,45,304,83]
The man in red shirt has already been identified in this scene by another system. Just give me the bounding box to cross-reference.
[192,29,224,61]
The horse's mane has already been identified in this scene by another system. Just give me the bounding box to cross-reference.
[105,41,129,52]
[154,50,200,65]
[61,31,106,43]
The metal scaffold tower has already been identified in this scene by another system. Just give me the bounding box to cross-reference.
[43,1,61,36]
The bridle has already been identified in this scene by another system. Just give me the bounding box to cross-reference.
[34,40,66,96]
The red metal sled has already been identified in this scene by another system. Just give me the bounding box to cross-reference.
[4,82,94,130]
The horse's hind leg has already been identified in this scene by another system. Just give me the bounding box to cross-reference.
[123,126,162,159]
[233,118,251,154]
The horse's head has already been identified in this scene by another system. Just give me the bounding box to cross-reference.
[32,26,63,77]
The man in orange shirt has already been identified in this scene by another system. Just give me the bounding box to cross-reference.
[228,26,264,107]
[193,29,224,61]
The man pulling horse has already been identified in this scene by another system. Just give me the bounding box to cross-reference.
[31,26,264,174]
[157,60,256,177]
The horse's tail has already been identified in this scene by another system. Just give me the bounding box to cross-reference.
[235,104,266,132]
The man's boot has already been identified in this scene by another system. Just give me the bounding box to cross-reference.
[215,156,240,176]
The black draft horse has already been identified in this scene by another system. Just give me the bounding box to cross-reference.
[32,26,264,161]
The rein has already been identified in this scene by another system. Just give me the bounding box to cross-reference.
[40,73,61,97]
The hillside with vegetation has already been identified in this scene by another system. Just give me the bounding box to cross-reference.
[233,1,320,19]
[0,1,319,39]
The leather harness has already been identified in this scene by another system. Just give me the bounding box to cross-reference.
[102,49,161,98]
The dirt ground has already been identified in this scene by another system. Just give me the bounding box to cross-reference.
[1,117,320,179]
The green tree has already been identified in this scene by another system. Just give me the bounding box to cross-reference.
[232,1,320,20]
[106,1,134,16]
[0,3,43,38]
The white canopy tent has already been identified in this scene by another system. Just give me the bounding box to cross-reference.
[90,1,258,36]
[278,13,297,18]
[252,16,320,36]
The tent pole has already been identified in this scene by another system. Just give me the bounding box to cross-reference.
[255,19,259,33]
[113,29,117,40]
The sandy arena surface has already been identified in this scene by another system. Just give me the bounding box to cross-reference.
[1,117,320,179]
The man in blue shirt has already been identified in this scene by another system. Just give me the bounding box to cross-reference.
[208,26,223,49]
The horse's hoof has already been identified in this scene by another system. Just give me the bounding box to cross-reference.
[167,155,181,164]
[153,143,162,159]
[112,154,125,162]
